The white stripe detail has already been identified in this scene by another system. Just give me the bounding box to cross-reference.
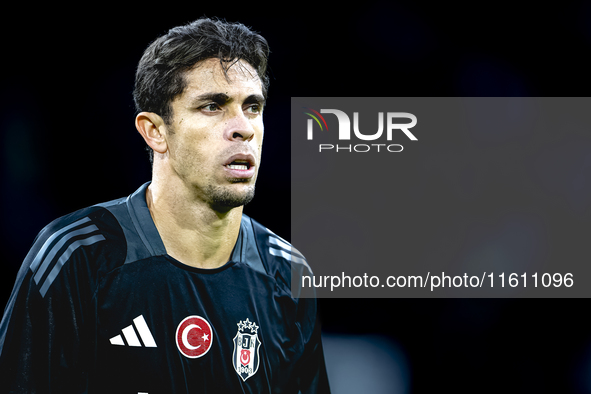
[29,217,91,273]
[122,325,142,347]
[269,237,305,258]
[110,335,125,346]
[269,236,291,251]
[269,248,310,270]
[38,234,106,297]
[34,224,99,284]
[133,315,157,347]
[266,228,288,244]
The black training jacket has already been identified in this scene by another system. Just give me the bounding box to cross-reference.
[0,182,330,394]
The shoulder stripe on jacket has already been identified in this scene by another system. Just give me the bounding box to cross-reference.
[268,237,305,259]
[33,224,100,285]
[29,217,91,274]
[38,234,105,297]
[267,235,310,270]
[27,216,106,298]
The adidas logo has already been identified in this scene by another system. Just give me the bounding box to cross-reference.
[109,315,157,347]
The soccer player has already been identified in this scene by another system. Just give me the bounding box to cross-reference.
[0,17,330,393]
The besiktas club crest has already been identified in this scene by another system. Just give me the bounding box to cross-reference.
[232,318,261,381]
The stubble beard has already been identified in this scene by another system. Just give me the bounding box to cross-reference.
[204,182,256,210]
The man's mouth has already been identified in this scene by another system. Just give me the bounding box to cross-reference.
[223,154,256,179]
[223,154,256,169]
[225,160,251,170]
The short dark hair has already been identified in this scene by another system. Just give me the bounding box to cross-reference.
[133,17,270,163]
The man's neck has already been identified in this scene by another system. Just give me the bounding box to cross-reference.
[145,178,243,269]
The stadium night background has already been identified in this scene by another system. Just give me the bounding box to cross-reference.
[2,3,591,393]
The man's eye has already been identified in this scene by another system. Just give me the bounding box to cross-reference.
[246,104,261,114]
[202,103,220,112]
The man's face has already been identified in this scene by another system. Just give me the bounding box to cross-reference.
[166,58,265,210]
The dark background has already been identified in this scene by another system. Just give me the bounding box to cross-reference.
[2,2,591,393]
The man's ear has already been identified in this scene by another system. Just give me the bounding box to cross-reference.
[135,112,168,154]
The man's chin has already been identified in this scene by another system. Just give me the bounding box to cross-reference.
[206,184,256,210]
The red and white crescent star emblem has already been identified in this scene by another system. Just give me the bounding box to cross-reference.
[175,315,213,358]
[240,349,251,365]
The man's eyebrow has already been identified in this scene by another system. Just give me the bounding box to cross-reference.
[190,92,265,107]
[243,94,266,107]
[191,92,231,104]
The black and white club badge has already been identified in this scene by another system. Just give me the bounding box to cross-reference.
[232,318,261,381]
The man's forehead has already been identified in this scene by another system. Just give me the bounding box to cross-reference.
[183,58,262,95]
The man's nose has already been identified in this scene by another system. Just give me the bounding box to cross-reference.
[225,111,255,142]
